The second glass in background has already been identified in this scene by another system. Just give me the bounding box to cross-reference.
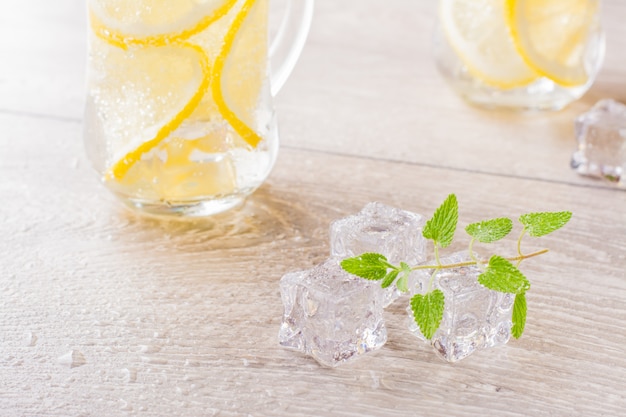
[433,0,605,110]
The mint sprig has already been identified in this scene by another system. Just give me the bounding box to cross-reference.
[381,270,399,288]
[340,253,391,280]
[478,255,530,294]
[466,218,513,243]
[411,290,445,340]
[422,194,458,249]
[511,292,527,339]
[395,262,412,293]
[519,211,572,237]
[340,194,571,348]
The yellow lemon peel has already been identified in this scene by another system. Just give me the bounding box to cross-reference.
[439,0,538,89]
[505,0,599,87]
[211,0,263,148]
[90,0,239,49]
[106,42,211,181]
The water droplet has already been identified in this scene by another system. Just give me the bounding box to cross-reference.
[137,344,161,354]
[121,367,137,383]
[24,331,37,346]
[119,399,132,411]
[141,356,168,365]
[57,350,87,368]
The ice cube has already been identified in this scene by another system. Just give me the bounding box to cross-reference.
[571,99,626,187]
[330,202,427,306]
[407,252,514,363]
[278,258,387,367]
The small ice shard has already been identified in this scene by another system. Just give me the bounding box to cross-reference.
[571,99,626,187]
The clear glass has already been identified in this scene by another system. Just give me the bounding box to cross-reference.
[83,0,314,217]
[433,0,605,111]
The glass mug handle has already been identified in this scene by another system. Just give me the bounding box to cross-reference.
[269,0,315,96]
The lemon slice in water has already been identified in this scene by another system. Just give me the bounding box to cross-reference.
[88,42,208,177]
[440,0,538,89]
[89,0,265,202]
[505,0,601,87]
[209,0,265,148]
[89,0,238,44]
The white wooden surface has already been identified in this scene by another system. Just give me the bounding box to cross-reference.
[1,1,626,416]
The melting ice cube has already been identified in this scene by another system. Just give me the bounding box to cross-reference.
[330,202,427,306]
[407,252,514,362]
[571,99,626,187]
[278,258,387,367]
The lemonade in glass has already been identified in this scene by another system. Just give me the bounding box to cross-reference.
[433,0,605,110]
[83,0,312,216]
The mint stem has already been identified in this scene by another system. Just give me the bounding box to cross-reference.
[516,228,527,267]
[517,228,527,257]
[433,245,442,267]
[427,267,440,292]
[411,248,548,271]
[468,237,478,263]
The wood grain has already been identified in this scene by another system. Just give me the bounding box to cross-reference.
[278,0,626,186]
[1,1,626,416]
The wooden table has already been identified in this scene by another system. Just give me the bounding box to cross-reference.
[1,1,625,415]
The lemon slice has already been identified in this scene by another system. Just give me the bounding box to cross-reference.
[505,0,600,87]
[210,0,264,148]
[112,135,237,202]
[440,0,537,89]
[90,0,265,203]
[89,41,210,180]
[89,0,238,46]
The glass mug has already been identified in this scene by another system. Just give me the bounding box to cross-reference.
[433,0,605,110]
[84,0,314,216]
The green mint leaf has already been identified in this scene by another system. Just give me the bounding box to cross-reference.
[410,289,445,340]
[478,255,530,294]
[465,217,513,243]
[519,211,572,237]
[396,264,412,293]
[340,253,390,280]
[511,292,527,339]
[381,270,399,288]
[396,273,409,293]
[422,194,458,248]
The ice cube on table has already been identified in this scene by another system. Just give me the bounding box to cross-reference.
[407,252,514,363]
[278,258,387,367]
[571,99,626,187]
[330,202,427,307]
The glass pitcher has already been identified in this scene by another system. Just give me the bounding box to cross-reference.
[83,0,314,216]
[433,0,605,110]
